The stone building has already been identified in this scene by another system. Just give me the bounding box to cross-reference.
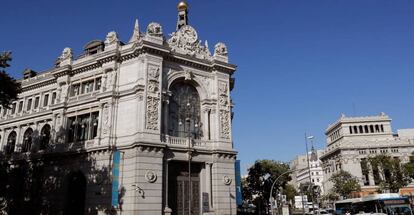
[290,148,325,195]
[0,2,237,214]
[320,113,414,196]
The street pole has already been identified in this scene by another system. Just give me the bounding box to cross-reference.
[305,134,316,214]
[269,168,309,215]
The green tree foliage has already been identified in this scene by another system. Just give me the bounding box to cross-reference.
[0,52,21,108]
[330,170,361,198]
[244,160,291,212]
[368,155,411,193]
[402,152,414,180]
[283,183,298,203]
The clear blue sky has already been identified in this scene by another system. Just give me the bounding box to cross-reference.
[2,0,414,173]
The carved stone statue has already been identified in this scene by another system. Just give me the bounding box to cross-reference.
[105,31,119,45]
[147,22,163,37]
[58,47,73,63]
[214,42,228,57]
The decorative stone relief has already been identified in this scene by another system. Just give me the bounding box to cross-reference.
[147,65,160,93]
[219,82,228,95]
[105,31,119,46]
[60,84,68,102]
[167,25,212,60]
[220,110,230,139]
[214,42,228,57]
[145,170,157,183]
[102,104,110,134]
[147,22,163,37]
[184,70,193,81]
[223,175,232,185]
[146,96,160,130]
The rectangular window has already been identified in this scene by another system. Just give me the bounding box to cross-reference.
[43,94,49,107]
[95,77,102,91]
[18,101,23,113]
[34,97,40,109]
[27,98,32,111]
[81,80,94,94]
[51,92,56,104]
[70,84,80,97]
[11,103,16,114]
[67,111,99,143]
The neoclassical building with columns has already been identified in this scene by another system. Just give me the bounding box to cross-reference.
[0,2,237,214]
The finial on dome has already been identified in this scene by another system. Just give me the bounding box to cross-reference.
[176,1,189,30]
[177,1,188,11]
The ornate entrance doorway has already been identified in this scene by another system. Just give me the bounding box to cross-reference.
[168,161,201,215]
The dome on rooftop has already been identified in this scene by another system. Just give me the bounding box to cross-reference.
[177,1,188,11]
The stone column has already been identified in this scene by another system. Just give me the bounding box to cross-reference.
[206,162,214,211]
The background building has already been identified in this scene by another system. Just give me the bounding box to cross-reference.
[290,148,325,195]
[0,2,237,215]
[320,113,414,196]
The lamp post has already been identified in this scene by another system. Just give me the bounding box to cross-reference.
[178,97,200,215]
[269,167,309,215]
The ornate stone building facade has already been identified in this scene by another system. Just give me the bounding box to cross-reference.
[0,2,237,214]
[320,113,414,196]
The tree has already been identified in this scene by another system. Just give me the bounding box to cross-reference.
[330,170,361,198]
[244,160,291,214]
[402,152,414,180]
[369,155,411,193]
[0,51,21,108]
[283,184,298,203]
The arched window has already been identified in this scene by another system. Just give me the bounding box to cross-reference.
[359,125,363,134]
[380,124,384,132]
[22,128,33,153]
[349,126,353,134]
[6,131,17,155]
[375,125,380,133]
[364,125,368,133]
[168,82,201,139]
[40,124,51,150]
[370,125,374,133]
[354,126,358,134]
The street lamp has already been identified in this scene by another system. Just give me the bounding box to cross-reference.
[178,97,200,215]
[269,167,309,215]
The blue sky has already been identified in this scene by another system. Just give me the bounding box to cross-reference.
[2,0,414,173]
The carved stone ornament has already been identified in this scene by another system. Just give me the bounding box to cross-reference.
[103,104,110,134]
[184,70,193,81]
[214,42,228,57]
[219,82,228,95]
[146,96,160,130]
[147,22,163,37]
[60,47,73,61]
[145,170,157,183]
[167,25,212,60]
[220,110,230,139]
[223,175,232,185]
[147,65,160,93]
[105,31,119,45]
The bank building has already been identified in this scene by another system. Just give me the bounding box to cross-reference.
[0,2,237,214]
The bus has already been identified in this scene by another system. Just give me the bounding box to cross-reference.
[335,193,413,215]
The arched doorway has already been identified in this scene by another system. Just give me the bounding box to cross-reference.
[40,124,51,150]
[6,131,17,155]
[22,128,33,152]
[64,171,86,215]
